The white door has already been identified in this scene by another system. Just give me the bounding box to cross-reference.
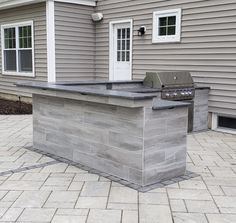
[110,22,132,81]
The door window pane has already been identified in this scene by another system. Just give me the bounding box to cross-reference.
[116,27,131,62]
[4,50,17,71]
[117,40,121,50]
[122,40,125,50]
[18,50,33,72]
[117,29,121,39]
[117,51,121,61]
[126,40,130,50]
[122,51,126,61]
[126,28,130,38]
[126,51,130,62]
[122,29,126,38]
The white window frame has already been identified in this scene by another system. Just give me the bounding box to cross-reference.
[212,113,236,134]
[152,8,182,43]
[1,21,35,77]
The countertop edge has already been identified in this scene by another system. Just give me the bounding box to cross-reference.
[16,82,157,100]
[152,100,190,110]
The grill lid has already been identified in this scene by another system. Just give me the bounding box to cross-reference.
[143,72,194,89]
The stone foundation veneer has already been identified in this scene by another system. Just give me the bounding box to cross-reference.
[33,94,188,186]
[193,89,209,132]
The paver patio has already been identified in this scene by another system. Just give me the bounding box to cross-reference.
[0,115,235,223]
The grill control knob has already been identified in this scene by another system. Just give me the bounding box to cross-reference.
[173,93,178,96]
[166,93,170,97]
[181,92,185,96]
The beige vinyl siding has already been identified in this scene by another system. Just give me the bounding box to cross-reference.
[0,2,47,97]
[95,0,236,116]
[55,2,96,82]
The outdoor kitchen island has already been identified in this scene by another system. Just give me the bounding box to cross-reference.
[17,80,191,188]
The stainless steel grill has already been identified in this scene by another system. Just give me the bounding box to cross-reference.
[143,71,196,132]
[143,71,195,101]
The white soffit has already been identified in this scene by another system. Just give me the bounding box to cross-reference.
[0,0,96,10]
[0,0,45,10]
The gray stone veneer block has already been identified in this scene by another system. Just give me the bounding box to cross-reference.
[193,89,209,132]
[33,94,188,187]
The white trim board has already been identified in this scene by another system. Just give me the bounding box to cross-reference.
[109,19,133,81]
[152,8,182,43]
[0,0,96,10]
[213,128,236,135]
[46,0,56,82]
[211,113,218,130]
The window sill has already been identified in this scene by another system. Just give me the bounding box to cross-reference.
[213,127,236,135]
[2,72,35,78]
[152,37,181,44]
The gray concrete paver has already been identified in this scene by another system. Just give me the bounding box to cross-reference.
[17,208,56,222]
[0,115,235,223]
[87,209,121,223]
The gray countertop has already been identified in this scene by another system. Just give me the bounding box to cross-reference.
[16,81,209,104]
[153,100,190,110]
[55,80,143,86]
[16,81,158,100]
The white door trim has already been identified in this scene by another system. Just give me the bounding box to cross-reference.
[109,19,133,81]
[46,0,56,82]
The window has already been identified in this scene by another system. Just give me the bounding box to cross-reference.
[152,9,182,43]
[212,114,236,134]
[218,116,236,130]
[117,28,130,62]
[1,21,34,76]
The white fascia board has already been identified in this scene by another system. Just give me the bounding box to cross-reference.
[0,0,96,10]
[54,0,96,6]
[46,0,56,82]
[0,0,45,10]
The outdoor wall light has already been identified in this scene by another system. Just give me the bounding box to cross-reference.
[91,13,104,22]
[138,26,146,36]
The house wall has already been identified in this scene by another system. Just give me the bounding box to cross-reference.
[0,3,47,97]
[54,2,96,82]
[95,0,236,116]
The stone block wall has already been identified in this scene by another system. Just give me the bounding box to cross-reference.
[143,107,188,185]
[193,89,209,132]
[33,94,188,186]
[33,94,145,184]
